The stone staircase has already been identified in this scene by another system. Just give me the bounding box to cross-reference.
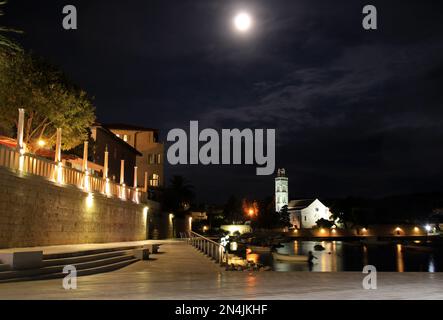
[0,246,143,283]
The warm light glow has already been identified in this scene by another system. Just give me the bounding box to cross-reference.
[143,206,149,219]
[331,229,336,234]
[37,139,46,147]
[120,184,126,200]
[18,154,24,172]
[362,228,367,233]
[234,12,252,32]
[248,208,254,216]
[320,228,326,234]
[56,162,63,184]
[105,178,110,196]
[203,226,208,232]
[414,226,420,232]
[86,193,94,208]
[83,170,90,192]
[133,188,139,204]
[395,227,401,232]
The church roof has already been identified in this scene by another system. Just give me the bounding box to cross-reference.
[288,199,316,210]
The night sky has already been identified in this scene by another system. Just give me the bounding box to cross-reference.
[2,0,443,203]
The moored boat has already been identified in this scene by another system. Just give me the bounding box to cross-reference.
[248,245,272,253]
[272,252,309,262]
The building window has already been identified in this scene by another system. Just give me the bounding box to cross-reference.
[148,154,154,164]
[157,154,161,164]
[150,173,159,187]
[123,134,128,142]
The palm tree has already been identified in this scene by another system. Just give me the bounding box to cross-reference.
[163,175,195,215]
[0,1,22,51]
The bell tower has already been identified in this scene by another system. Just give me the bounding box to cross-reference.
[275,168,288,213]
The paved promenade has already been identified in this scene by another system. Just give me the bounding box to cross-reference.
[0,242,442,300]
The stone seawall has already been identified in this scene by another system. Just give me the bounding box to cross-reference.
[0,167,160,248]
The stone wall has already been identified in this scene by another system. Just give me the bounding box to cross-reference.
[0,167,160,248]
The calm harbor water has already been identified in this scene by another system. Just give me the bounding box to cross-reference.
[245,240,443,272]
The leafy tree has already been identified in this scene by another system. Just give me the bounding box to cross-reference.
[0,1,22,51]
[162,175,195,216]
[0,51,95,152]
[278,205,291,228]
[223,195,243,224]
[315,218,334,229]
[253,196,280,229]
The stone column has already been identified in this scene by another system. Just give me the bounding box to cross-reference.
[133,166,138,188]
[120,160,125,185]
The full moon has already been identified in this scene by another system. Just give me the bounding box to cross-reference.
[233,12,252,32]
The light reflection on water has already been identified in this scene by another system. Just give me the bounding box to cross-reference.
[245,240,442,272]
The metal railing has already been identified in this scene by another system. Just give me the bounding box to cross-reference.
[0,144,145,203]
[187,231,228,266]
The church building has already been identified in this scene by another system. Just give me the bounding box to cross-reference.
[275,168,331,229]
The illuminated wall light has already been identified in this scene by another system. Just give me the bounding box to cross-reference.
[425,224,432,232]
[133,188,139,204]
[18,154,25,172]
[86,192,94,208]
[414,227,420,232]
[105,178,110,197]
[320,228,326,234]
[56,162,63,184]
[143,206,149,222]
[331,229,337,234]
[120,184,126,201]
[83,171,90,192]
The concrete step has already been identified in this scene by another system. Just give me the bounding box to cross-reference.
[0,264,10,272]
[43,245,144,260]
[0,257,139,283]
[0,251,138,281]
[43,250,131,267]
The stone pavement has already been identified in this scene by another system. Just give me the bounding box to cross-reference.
[0,242,442,300]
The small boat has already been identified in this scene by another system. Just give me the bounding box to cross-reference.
[248,245,271,253]
[272,252,308,262]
